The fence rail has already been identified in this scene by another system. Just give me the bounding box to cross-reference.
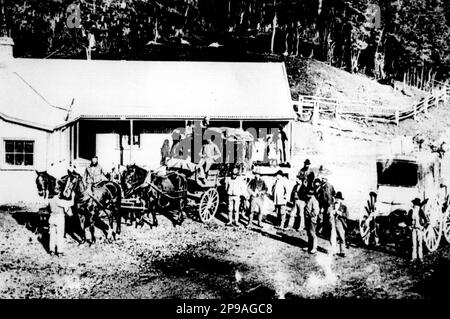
[294,86,450,126]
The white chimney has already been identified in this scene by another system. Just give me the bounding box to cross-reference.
[0,36,14,66]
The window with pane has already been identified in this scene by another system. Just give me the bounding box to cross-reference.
[4,140,34,166]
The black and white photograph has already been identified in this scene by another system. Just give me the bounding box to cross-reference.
[1,0,450,304]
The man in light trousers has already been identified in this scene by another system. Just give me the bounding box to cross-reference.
[225,167,247,226]
[47,182,74,256]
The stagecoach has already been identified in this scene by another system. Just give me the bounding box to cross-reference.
[359,152,450,253]
[120,127,255,225]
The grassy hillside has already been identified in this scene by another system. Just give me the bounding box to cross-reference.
[273,54,447,141]
[281,56,425,110]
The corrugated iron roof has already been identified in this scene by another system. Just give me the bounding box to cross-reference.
[1,59,294,130]
[0,66,67,131]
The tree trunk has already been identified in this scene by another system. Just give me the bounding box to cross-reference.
[271,10,277,54]
[294,23,301,57]
[154,18,159,42]
[0,0,7,37]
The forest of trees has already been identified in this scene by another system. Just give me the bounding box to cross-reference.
[1,0,450,84]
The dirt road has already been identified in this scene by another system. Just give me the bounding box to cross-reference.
[1,205,449,299]
[2,122,450,299]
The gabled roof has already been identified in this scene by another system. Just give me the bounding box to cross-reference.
[0,67,67,131]
[11,59,294,123]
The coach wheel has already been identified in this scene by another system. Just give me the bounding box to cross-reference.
[359,192,378,246]
[199,188,219,223]
[444,209,450,244]
[423,216,442,252]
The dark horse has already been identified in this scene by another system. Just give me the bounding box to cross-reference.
[35,171,85,242]
[62,170,122,244]
[122,164,188,227]
[35,170,58,199]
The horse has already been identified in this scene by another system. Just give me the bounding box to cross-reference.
[148,171,187,211]
[122,164,149,196]
[122,164,188,227]
[146,170,188,226]
[35,171,86,243]
[35,170,58,199]
[34,171,59,235]
[121,164,154,226]
[62,170,122,244]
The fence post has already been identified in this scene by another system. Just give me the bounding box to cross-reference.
[365,105,369,122]
[424,96,429,115]
[413,102,417,120]
[298,96,304,114]
[312,100,320,126]
[395,109,400,126]
[335,101,340,120]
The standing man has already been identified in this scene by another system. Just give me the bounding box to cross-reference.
[298,159,313,186]
[247,170,268,229]
[160,139,171,166]
[47,182,74,256]
[315,176,336,237]
[198,137,222,181]
[84,156,107,190]
[287,174,307,232]
[272,170,289,229]
[225,167,247,226]
[408,198,428,263]
[277,125,288,164]
[304,189,320,254]
[330,192,348,257]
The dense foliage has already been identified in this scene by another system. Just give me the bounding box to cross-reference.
[2,0,450,82]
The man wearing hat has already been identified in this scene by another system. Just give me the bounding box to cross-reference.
[247,169,268,229]
[407,198,429,263]
[298,159,313,182]
[304,188,320,254]
[46,181,74,256]
[198,136,222,182]
[331,192,348,256]
[315,175,336,238]
[272,170,289,229]
[84,156,107,191]
[287,174,307,231]
[225,167,247,226]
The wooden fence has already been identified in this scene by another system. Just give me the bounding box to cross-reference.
[293,86,450,126]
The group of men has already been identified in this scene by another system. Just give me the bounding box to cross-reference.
[224,159,349,256]
[47,153,425,263]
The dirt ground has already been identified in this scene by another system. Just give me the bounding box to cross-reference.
[1,204,450,300]
[0,206,450,298]
[2,119,450,299]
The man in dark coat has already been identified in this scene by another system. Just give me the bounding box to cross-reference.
[287,174,308,231]
[277,126,288,164]
[246,170,268,229]
[407,198,429,263]
[315,176,336,237]
[303,189,320,254]
[298,159,312,182]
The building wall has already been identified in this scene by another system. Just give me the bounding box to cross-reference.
[46,126,71,178]
[87,119,292,170]
[78,119,184,171]
[0,119,49,204]
[0,120,71,204]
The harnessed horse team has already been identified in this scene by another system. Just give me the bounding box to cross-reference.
[35,163,187,245]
